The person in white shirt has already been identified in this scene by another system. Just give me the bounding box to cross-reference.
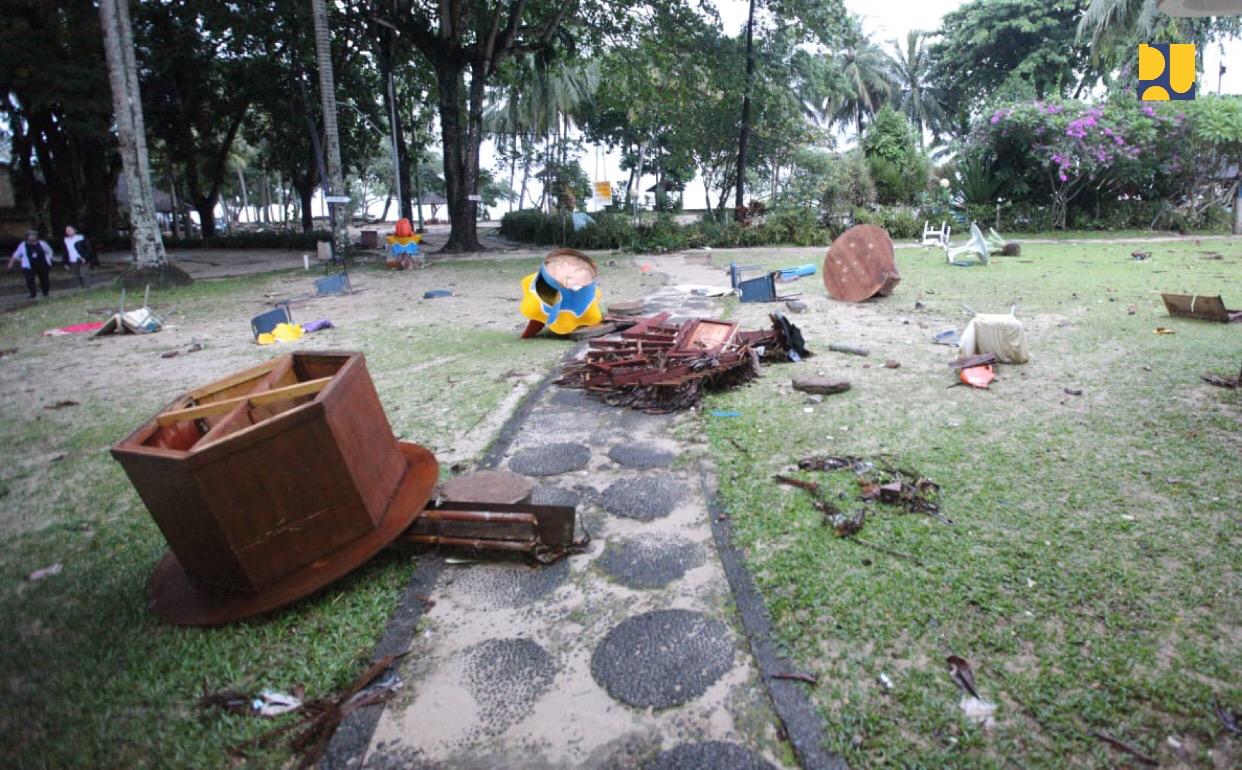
[7,230,55,298]
[63,226,88,288]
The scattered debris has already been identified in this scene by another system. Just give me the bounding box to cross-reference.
[711,410,741,418]
[883,360,901,369]
[568,323,617,341]
[1153,327,1176,335]
[44,321,106,336]
[1092,731,1157,766]
[828,342,869,357]
[922,220,951,248]
[959,365,995,389]
[1000,242,1020,256]
[423,289,453,299]
[791,376,850,395]
[607,300,645,316]
[770,670,818,684]
[790,455,948,524]
[959,307,1029,363]
[520,248,602,336]
[948,353,997,370]
[729,262,791,303]
[877,673,894,691]
[1127,304,1137,315]
[27,563,63,582]
[828,510,866,537]
[785,299,808,313]
[1214,697,1240,735]
[1203,369,1241,389]
[314,272,353,296]
[944,223,991,267]
[1131,250,1151,261]
[777,263,817,281]
[206,654,407,768]
[257,322,304,346]
[160,350,179,359]
[556,313,810,412]
[945,655,979,698]
[1063,388,1083,396]
[1160,292,1242,322]
[301,319,333,333]
[823,224,901,302]
[933,328,961,346]
[43,400,79,410]
[960,696,998,729]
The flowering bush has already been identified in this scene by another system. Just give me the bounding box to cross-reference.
[964,96,1241,229]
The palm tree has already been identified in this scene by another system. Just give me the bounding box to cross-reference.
[98,0,167,268]
[885,31,947,148]
[832,32,894,135]
[310,0,347,260]
[485,57,600,211]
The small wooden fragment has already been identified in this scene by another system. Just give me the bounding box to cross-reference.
[791,376,851,395]
[569,323,617,341]
[828,342,869,357]
[948,353,997,370]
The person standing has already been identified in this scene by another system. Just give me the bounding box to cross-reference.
[63,226,89,288]
[8,229,55,298]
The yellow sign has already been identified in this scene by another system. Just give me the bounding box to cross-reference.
[593,181,613,202]
[1138,43,1196,101]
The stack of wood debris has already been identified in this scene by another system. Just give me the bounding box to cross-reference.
[556,312,810,412]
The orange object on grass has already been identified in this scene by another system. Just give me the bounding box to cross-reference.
[394,218,414,238]
[960,365,994,389]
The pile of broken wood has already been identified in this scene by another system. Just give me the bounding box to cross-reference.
[556,312,810,412]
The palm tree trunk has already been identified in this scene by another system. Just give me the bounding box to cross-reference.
[98,0,166,267]
[733,0,756,216]
[310,0,348,259]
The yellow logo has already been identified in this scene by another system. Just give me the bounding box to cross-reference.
[1138,43,1196,100]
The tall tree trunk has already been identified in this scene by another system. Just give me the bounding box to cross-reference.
[411,146,424,230]
[261,168,272,223]
[236,166,250,223]
[734,0,756,217]
[310,0,348,259]
[1233,179,1241,235]
[380,189,393,221]
[98,0,166,267]
[298,184,314,231]
[437,66,482,252]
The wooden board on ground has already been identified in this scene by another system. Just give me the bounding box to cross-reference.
[823,224,901,302]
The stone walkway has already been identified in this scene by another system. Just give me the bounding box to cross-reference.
[329,256,810,769]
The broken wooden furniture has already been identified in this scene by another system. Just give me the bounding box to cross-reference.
[823,224,901,302]
[556,312,810,412]
[1161,293,1242,323]
[519,248,603,337]
[407,470,579,562]
[111,351,438,626]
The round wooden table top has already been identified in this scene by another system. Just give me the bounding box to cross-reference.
[438,469,534,505]
[823,224,901,302]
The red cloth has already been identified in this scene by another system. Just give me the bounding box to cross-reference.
[44,321,106,336]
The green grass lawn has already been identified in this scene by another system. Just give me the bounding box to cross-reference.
[705,238,1241,767]
[0,258,646,769]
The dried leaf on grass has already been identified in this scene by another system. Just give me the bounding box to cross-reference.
[945,655,979,698]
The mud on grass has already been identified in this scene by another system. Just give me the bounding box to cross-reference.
[0,255,648,768]
[704,237,1242,768]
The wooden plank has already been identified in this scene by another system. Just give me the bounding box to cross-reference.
[157,377,333,426]
[187,356,284,400]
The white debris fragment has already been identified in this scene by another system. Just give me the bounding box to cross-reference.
[877,672,894,691]
[960,696,997,729]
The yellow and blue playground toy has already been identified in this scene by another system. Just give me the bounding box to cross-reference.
[386,217,424,269]
[520,248,603,337]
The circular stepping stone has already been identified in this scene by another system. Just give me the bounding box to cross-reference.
[644,742,777,770]
[645,742,775,770]
[602,477,687,520]
[444,559,569,610]
[597,535,701,589]
[791,375,850,395]
[531,486,581,508]
[463,638,555,735]
[508,443,590,476]
[591,609,733,709]
[607,443,675,470]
